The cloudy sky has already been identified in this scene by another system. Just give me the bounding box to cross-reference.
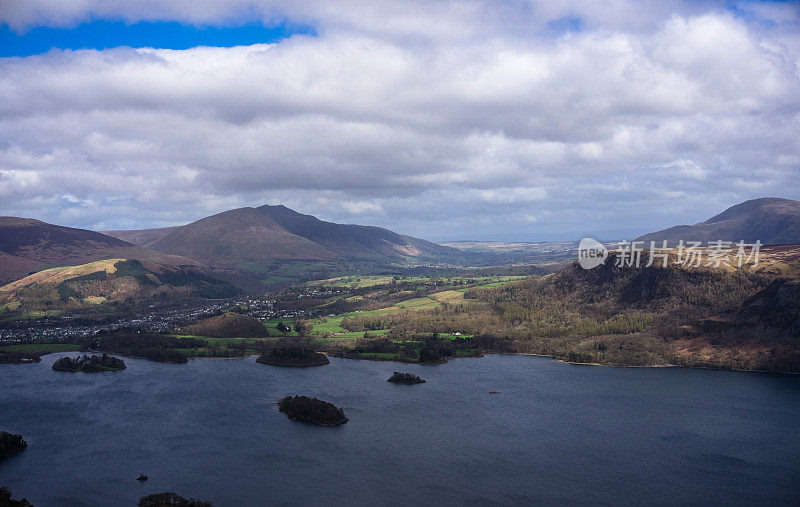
[1,0,799,241]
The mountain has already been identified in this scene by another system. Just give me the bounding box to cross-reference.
[637,198,800,246]
[105,205,455,269]
[102,226,179,246]
[109,207,336,265]
[0,217,197,284]
[256,204,451,258]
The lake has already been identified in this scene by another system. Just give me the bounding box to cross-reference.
[1,353,799,505]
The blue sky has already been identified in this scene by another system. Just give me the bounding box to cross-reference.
[0,1,798,240]
[0,20,313,57]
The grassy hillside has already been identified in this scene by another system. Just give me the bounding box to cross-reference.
[0,217,198,284]
[0,259,239,312]
[142,207,337,265]
[0,259,124,292]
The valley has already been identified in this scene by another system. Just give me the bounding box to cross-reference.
[2,198,800,373]
[5,7,800,504]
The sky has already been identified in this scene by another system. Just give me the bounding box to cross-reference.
[0,0,799,241]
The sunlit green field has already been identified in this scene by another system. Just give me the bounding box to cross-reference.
[299,276,528,339]
[307,274,527,289]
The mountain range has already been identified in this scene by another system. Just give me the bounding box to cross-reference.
[3,198,800,288]
[637,198,800,246]
[105,204,454,269]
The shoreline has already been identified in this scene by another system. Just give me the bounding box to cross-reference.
[325,350,800,375]
[23,349,799,376]
[486,351,800,375]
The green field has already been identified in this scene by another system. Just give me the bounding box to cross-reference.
[308,274,528,289]
[308,275,433,288]
[300,276,528,339]
[261,319,300,337]
[4,274,529,361]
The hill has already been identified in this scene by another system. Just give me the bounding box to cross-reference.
[472,248,800,371]
[329,246,800,371]
[637,197,800,246]
[0,217,197,284]
[105,204,456,269]
[696,277,800,341]
[0,258,239,312]
[180,312,269,338]
[110,207,336,266]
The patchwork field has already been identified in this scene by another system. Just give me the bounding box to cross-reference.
[307,274,527,289]
[163,276,527,355]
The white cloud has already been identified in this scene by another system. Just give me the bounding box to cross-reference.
[341,200,383,215]
[657,159,708,181]
[477,187,547,204]
[0,2,799,238]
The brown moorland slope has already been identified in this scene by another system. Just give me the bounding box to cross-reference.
[105,205,456,269]
[0,217,197,284]
[637,197,800,246]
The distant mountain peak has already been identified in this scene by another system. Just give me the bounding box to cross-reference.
[704,197,800,224]
[637,197,800,246]
[258,203,295,212]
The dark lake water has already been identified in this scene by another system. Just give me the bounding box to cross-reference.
[1,353,799,506]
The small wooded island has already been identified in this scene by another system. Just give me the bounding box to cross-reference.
[52,353,126,372]
[0,431,27,459]
[278,396,348,426]
[387,372,426,384]
[256,347,330,367]
[0,487,32,507]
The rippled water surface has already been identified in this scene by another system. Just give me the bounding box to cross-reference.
[1,353,799,505]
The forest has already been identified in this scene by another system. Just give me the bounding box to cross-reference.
[327,254,800,371]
